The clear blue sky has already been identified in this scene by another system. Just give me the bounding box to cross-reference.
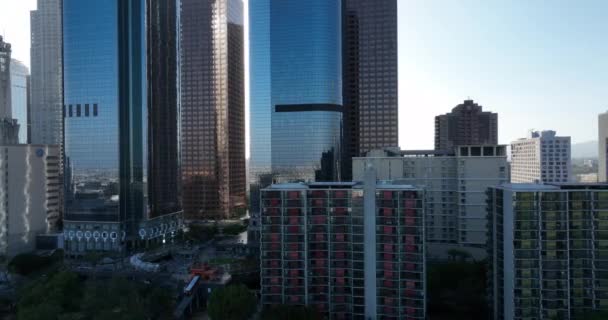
[398,0,608,148]
[2,0,607,150]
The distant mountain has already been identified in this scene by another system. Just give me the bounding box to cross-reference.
[572,141,598,159]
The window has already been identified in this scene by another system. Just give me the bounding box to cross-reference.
[76,104,81,117]
[68,105,73,117]
[85,104,90,117]
[93,104,98,116]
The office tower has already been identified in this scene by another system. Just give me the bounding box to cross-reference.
[487,183,608,320]
[0,36,19,145]
[342,0,399,181]
[599,112,608,182]
[180,0,246,220]
[62,0,181,254]
[249,0,343,213]
[260,168,426,319]
[354,145,508,259]
[30,0,63,145]
[435,99,498,151]
[0,145,60,257]
[10,60,29,144]
[511,130,571,183]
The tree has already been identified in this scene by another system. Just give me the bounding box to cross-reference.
[8,253,53,275]
[17,271,82,319]
[207,285,257,320]
[260,304,322,320]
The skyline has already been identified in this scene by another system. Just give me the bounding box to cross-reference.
[1,0,607,150]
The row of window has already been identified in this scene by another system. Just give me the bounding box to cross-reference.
[64,104,99,118]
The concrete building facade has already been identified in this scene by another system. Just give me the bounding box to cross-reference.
[511,130,571,184]
[487,183,608,320]
[435,100,498,151]
[0,145,60,257]
[598,112,608,182]
[30,0,63,145]
[353,145,508,259]
[260,172,426,319]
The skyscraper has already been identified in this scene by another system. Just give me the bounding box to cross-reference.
[180,0,246,220]
[0,36,19,145]
[10,59,29,144]
[62,0,181,254]
[510,130,571,184]
[434,99,498,151]
[30,0,63,145]
[342,0,399,180]
[598,111,608,182]
[249,0,343,212]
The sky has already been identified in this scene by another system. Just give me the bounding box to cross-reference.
[1,0,607,151]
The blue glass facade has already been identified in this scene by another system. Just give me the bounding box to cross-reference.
[63,0,180,253]
[9,60,29,144]
[249,0,343,210]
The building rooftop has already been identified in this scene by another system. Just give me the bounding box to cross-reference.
[263,181,420,191]
[497,183,608,191]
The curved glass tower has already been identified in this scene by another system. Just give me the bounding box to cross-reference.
[63,0,180,254]
[249,0,343,211]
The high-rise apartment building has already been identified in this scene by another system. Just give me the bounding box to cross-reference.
[10,60,29,144]
[0,36,19,145]
[435,100,498,151]
[511,130,571,183]
[260,169,426,319]
[30,0,63,145]
[0,145,60,257]
[354,145,508,258]
[487,183,608,320]
[342,0,398,180]
[598,112,608,182]
[62,0,181,254]
[249,0,343,213]
[180,0,246,220]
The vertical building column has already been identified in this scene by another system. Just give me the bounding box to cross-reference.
[363,164,377,318]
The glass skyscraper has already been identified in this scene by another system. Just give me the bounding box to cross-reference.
[62,0,181,254]
[10,60,29,144]
[249,0,343,212]
[180,0,246,220]
[342,0,399,181]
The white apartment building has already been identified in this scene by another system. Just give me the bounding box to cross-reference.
[599,112,608,182]
[353,145,508,259]
[511,130,571,183]
[0,145,60,256]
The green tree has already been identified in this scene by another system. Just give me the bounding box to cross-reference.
[17,271,82,320]
[207,285,257,320]
[8,253,53,275]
